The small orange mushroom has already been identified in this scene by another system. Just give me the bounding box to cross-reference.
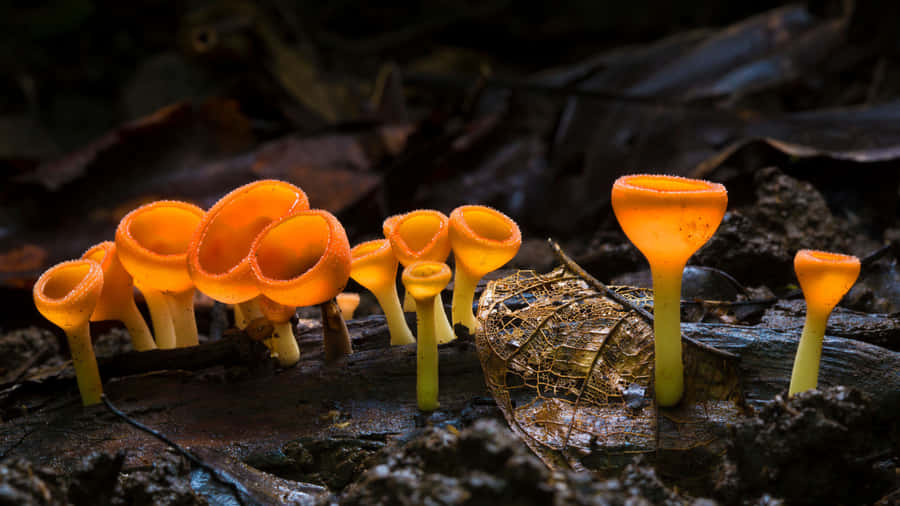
[250,209,352,362]
[387,210,455,343]
[188,180,309,329]
[350,239,415,346]
[116,200,205,349]
[257,295,300,366]
[611,174,727,407]
[82,242,156,351]
[448,205,521,333]
[33,259,104,405]
[402,260,452,411]
[336,292,360,320]
[789,249,860,395]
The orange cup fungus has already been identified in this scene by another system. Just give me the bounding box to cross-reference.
[188,179,309,329]
[33,260,105,405]
[336,292,360,320]
[82,241,156,351]
[387,210,455,343]
[350,239,415,346]
[116,200,205,349]
[251,209,352,362]
[448,205,521,334]
[402,261,452,411]
[788,249,860,395]
[611,174,727,407]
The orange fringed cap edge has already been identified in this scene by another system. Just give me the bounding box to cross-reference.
[33,259,104,331]
[188,180,309,304]
[250,209,351,308]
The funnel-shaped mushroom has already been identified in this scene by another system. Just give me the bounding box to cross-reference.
[402,261,452,411]
[250,209,352,362]
[33,260,104,405]
[387,210,455,344]
[350,239,415,346]
[788,249,860,395]
[448,205,521,333]
[116,200,205,348]
[188,180,309,329]
[611,174,727,407]
[82,242,156,351]
[257,295,300,366]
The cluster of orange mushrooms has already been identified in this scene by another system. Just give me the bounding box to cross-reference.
[34,175,858,411]
[32,180,522,410]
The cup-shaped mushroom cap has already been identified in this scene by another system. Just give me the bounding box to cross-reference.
[116,200,205,293]
[794,249,860,314]
[33,260,103,332]
[402,261,452,300]
[350,239,398,291]
[189,180,309,304]
[258,295,296,324]
[387,210,451,266]
[250,210,351,307]
[448,205,522,278]
[611,174,727,269]
[82,241,136,322]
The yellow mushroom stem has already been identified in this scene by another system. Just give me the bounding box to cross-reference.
[789,306,829,395]
[402,261,452,411]
[167,289,198,347]
[138,285,177,349]
[649,262,685,406]
[450,267,480,332]
[117,300,156,351]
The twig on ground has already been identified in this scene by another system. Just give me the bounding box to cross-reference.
[101,395,250,506]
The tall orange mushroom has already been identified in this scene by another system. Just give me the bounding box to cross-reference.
[611,174,727,407]
[33,259,104,405]
[448,205,521,333]
[350,239,415,345]
[250,209,352,362]
[386,210,455,344]
[789,249,860,395]
[116,200,205,349]
[188,180,309,329]
[82,241,156,351]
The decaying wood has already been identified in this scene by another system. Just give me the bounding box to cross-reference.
[0,314,896,474]
[760,299,900,351]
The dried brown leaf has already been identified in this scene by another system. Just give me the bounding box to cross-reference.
[476,267,745,473]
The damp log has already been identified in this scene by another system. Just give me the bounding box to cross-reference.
[0,317,896,472]
[759,299,900,351]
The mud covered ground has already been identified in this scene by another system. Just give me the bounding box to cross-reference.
[2,2,900,504]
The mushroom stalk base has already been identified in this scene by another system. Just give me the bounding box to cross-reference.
[235,298,264,330]
[373,283,415,346]
[66,322,103,406]
[788,308,828,395]
[140,287,177,349]
[270,320,300,367]
[651,265,684,407]
[320,299,352,362]
[415,295,439,411]
[168,289,199,348]
[119,299,157,351]
[451,267,480,333]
